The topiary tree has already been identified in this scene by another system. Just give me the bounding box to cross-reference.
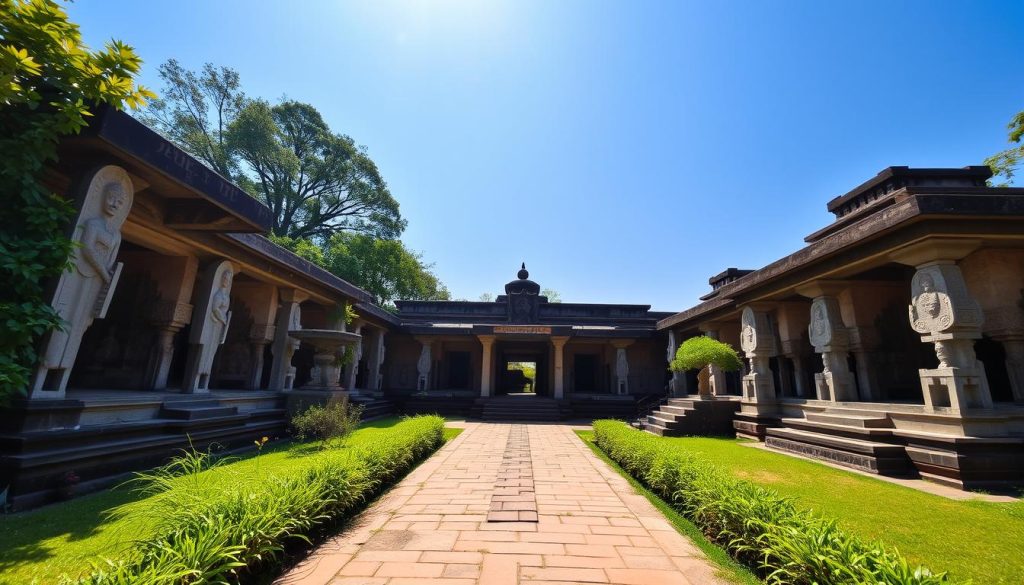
[0,0,153,400]
[669,336,743,397]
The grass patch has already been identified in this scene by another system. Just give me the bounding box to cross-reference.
[644,434,1024,585]
[576,430,760,585]
[0,416,455,584]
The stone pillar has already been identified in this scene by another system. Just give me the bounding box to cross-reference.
[666,330,685,396]
[700,326,729,396]
[365,328,386,393]
[739,306,777,410]
[807,296,857,402]
[892,240,992,414]
[775,302,812,399]
[345,320,364,390]
[1003,341,1024,403]
[182,260,237,393]
[909,263,992,413]
[612,340,632,395]
[478,335,495,397]
[232,282,279,390]
[143,256,199,390]
[416,338,433,392]
[552,336,569,399]
[31,165,135,399]
[269,289,308,391]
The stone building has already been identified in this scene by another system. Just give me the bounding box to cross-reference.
[0,108,671,508]
[656,166,1024,490]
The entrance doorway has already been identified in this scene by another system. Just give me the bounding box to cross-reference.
[496,342,548,396]
[573,354,600,392]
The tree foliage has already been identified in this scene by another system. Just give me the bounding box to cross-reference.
[985,108,1024,186]
[0,0,153,399]
[669,336,742,372]
[145,61,404,240]
[541,288,562,303]
[273,234,449,308]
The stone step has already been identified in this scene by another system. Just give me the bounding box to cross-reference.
[805,412,893,428]
[658,405,695,416]
[765,427,912,475]
[159,404,239,420]
[781,417,895,441]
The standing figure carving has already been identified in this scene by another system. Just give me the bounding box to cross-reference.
[33,166,133,396]
[185,260,236,392]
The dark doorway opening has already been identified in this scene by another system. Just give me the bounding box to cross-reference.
[574,354,599,392]
[447,351,472,390]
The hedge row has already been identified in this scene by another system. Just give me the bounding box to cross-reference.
[72,415,446,585]
[591,420,950,585]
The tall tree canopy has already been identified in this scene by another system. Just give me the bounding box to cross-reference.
[274,234,450,308]
[985,108,1024,186]
[144,61,404,240]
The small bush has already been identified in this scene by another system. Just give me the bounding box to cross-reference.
[290,401,364,444]
[70,415,444,584]
[591,420,950,585]
[670,335,743,372]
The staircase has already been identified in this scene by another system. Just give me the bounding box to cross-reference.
[347,392,397,420]
[644,397,740,436]
[473,396,568,421]
[764,410,913,476]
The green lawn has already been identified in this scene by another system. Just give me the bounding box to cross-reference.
[0,417,461,585]
[581,431,1024,585]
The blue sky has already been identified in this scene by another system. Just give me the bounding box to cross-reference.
[69,0,1023,312]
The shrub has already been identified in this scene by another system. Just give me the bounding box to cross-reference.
[670,335,743,373]
[70,415,445,584]
[591,420,950,585]
[290,401,364,444]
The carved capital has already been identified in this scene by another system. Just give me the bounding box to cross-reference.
[151,300,193,328]
[740,307,776,356]
[808,297,848,351]
[250,323,276,343]
[908,264,983,340]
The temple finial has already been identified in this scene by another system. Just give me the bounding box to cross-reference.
[517,263,529,280]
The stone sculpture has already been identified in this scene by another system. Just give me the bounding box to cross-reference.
[184,260,236,392]
[417,341,432,391]
[32,165,133,396]
[807,296,857,402]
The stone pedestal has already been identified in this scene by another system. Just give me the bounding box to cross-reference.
[919,366,993,414]
[739,307,778,414]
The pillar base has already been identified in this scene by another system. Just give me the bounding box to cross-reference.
[919,367,993,414]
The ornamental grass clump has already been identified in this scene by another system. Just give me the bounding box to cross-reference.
[591,420,951,585]
[290,401,365,445]
[70,415,444,585]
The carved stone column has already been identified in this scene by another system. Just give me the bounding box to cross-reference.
[552,336,569,399]
[807,296,857,402]
[145,298,194,390]
[183,260,237,393]
[1003,340,1024,403]
[269,289,308,391]
[908,263,992,413]
[478,335,495,397]
[739,306,777,410]
[364,328,386,393]
[344,320,364,390]
[666,330,686,396]
[775,302,812,398]
[416,338,434,392]
[248,323,276,390]
[611,340,633,395]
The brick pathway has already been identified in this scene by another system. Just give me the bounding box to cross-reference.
[277,422,731,585]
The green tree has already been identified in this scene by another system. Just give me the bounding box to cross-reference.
[0,0,153,398]
[141,59,242,178]
[274,234,449,307]
[541,288,562,303]
[145,61,404,240]
[670,336,742,396]
[478,293,494,302]
[985,109,1024,186]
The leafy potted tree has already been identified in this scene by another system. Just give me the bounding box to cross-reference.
[669,336,743,399]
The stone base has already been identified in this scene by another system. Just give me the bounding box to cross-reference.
[765,428,912,475]
[919,367,993,413]
[897,431,1024,491]
[285,389,350,417]
[733,411,779,441]
[0,399,84,432]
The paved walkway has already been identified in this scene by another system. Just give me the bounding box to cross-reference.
[278,422,730,585]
